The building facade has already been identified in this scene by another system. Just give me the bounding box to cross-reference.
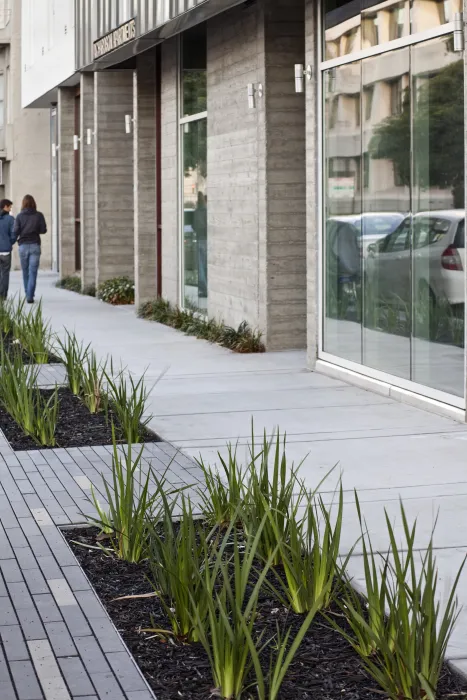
[21,0,467,419]
[0,0,53,269]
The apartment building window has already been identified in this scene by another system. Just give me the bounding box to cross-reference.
[390,79,403,115]
[180,24,207,313]
[364,86,374,121]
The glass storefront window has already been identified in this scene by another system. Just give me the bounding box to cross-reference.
[182,24,207,117]
[182,119,207,312]
[323,61,363,363]
[322,29,465,399]
[181,24,208,313]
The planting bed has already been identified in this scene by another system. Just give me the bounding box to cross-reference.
[0,387,160,450]
[67,527,467,700]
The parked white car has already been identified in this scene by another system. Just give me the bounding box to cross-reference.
[331,212,405,257]
[366,210,465,306]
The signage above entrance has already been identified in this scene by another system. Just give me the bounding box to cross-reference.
[93,18,137,60]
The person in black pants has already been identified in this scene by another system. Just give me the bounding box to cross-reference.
[0,199,16,300]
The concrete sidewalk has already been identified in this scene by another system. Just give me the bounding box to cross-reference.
[13,271,467,669]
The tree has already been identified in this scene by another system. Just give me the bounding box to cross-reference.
[369,57,464,208]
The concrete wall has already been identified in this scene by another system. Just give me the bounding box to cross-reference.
[207,0,306,349]
[8,0,52,270]
[305,0,319,367]
[57,87,75,277]
[263,0,307,350]
[160,38,179,305]
[207,3,261,329]
[80,73,95,288]
[94,71,134,284]
[134,52,158,306]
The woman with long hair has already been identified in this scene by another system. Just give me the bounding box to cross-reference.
[14,195,47,303]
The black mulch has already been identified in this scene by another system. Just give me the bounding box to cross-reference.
[66,527,467,700]
[0,388,159,451]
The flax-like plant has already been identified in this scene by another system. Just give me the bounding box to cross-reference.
[242,428,328,567]
[196,443,248,528]
[0,297,14,335]
[106,370,152,444]
[144,496,213,642]
[0,347,59,446]
[80,351,108,414]
[56,330,91,396]
[270,483,348,614]
[336,500,464,700]
[191,514,277,700]
[252,603,324,700]
[87,429,179,563]
[335,493,395,658]
[15,301,51,363]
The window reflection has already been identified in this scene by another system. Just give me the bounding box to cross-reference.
[325,0,460,59]
[411,38,464,396]
[181,25,208,313]
[324,62,363,363]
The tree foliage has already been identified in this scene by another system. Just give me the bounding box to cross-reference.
[369,57,464,207]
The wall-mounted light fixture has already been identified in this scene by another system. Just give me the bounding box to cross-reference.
[73,134,80,151]
[86,128,94,146]
[247,83,263,109]
[294,64,312,93]
[454,12,464,52]
[125,114,135,134]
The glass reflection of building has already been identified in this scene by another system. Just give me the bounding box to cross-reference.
[322,0,465,400]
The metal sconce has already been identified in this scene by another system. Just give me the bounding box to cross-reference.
[247,83,263,109]
[454,12,464,52]
[125,114,135,134]
[73,135,80,151]
[294,64,312,93]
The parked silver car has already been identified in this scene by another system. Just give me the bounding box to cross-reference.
[366,210,465,306]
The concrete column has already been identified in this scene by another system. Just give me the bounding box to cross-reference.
[305,0,318,368]
[207,0,306,350]
[263,0,306,351]
[58,87,75,278]
[94,71,134,285]
[80,73,96,289]
[134,52,158,307]
[161,37,179,305]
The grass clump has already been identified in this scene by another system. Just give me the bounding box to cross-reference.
[97,277,135,305]
[89,431,179,563]
[334,497,464,700]
[139,297,265,353]
[105,371,152,444]
[0,347,59,446]
[14,301,51,363]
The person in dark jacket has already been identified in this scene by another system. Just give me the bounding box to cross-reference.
[0,199,16,300]
[14,195,47,303]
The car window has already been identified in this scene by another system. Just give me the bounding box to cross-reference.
[362,215,403,237]
[384,219,411,252]
[413,216,451,249]
[454,220,465,249]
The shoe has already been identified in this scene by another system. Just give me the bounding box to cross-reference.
[27,299,34,304]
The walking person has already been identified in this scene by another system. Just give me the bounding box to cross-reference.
[14,195,47,304]
[0,199,16,300]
